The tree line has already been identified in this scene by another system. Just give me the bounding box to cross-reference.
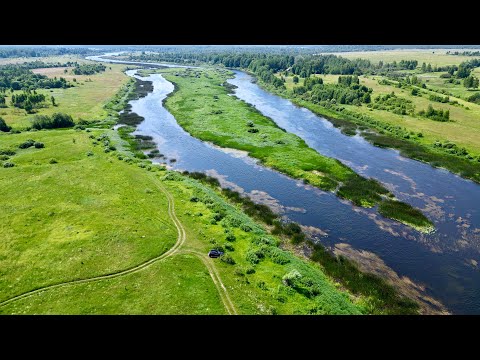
[0,47,96,59]
[0,63,71,92]
[72,63,106,75]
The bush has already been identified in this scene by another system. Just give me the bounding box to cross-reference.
[49,158,58,164]
[245,249,260,264]
[225,233,236,242]
[3,162,15,168]
[86,151,94,156]
[19,139,35,149]
[269,248,290,265]
[282,269,302,286]
[0,149,15,156]
[220,253,235,265]
[240,224,252,232]
[245,266,256,274]
[0,117,11,132]
[224,243,235,251]
[247,128,259,133]
[31,113,75,130]
[34,142,45,149]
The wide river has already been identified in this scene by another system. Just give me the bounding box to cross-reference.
[88,54,480,314]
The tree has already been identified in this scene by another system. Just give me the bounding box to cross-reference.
[51,96,56,106]
[0,117,11,132]
[464,76,479,89]
[457,65,471,78]
[292,75,299,84]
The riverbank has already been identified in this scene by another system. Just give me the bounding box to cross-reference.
[156,67,433,233]
[255,74,480,185]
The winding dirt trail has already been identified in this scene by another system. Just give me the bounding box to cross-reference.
[0,176,234,315]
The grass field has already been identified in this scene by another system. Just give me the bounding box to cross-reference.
[324,49,475,67]
[0,128,365,314]
[0,59,129,130]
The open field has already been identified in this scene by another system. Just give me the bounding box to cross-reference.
[324,49,475,67]
[0,128,366,314]
[1,62,129,129]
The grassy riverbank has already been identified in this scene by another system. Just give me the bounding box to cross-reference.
[157,67,433,233]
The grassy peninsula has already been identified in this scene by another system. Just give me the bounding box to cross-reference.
[157,67,433,233]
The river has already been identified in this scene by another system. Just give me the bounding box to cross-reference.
[88,54,480,314]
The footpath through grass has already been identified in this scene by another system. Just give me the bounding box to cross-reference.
[158,67,433,233]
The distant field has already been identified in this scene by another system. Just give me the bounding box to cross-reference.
[1,61,128,129]
[325,49,474,67]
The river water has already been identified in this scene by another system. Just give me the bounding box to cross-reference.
[88,54,480,314]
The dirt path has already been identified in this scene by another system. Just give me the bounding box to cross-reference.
[183,250,237,315]
[0,176,224,312]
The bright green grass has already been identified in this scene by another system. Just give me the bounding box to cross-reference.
[0,62,129,129]
[328,49,474,67]
[0,128,364,314]
[0,129,177,302]
[1,254,227,315]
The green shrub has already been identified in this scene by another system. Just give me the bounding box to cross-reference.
[245,249,260,264]
[3,162,15,168]
[31,113,75,130]
[225,233,236,242]
[49,158,58,164]
[240,224,252,232]
[224,243,235,251]
[269,248,290,265]
[34,142,44,149]
[0,149,15,156]
[86,151,94,156]
[282,269,302,286]
[220,253,235,265]
[0,117,11,132]
[19,139,35,149]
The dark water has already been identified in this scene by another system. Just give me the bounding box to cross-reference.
[89,55,480,314]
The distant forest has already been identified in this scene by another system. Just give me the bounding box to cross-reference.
[0,47,97,59]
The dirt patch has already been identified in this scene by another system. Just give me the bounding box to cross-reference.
[32,67,70,77]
